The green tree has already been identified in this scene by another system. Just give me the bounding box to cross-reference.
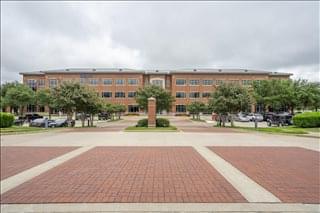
[1,81,21,112]
[36,89,55,119]
[187,102,206,120]
[4,83,35,116]
[209,83,251,127]
[113,104,126,120]
[135,85,174,113]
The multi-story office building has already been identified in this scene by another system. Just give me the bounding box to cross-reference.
[20,68,291,114]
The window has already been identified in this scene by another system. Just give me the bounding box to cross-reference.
[128,105,139,113]
[151,79,164,87]
[189,79,200,85]
[176,92,186,98]
[49,79,58,88]
[115,92,125,98]
[176,105,186,113]
[128,92,137,98]
[116,79,125,85]
[38,79,45,87]
[89,79,98,85]
[242,80,252,85]
[216,80,224,85]
[176,79,186,85]
[128,79,138,85]
[26,79,37,90]
[103,79,112,85]
[102,92,112,98]
[202,92,211,98]
[229,80,239,84]
[203,80,213,85]
[26,104,36,112]
[189,92,200,98]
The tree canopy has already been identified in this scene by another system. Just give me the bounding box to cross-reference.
[187,102,206,120]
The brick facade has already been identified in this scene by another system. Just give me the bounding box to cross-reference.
[20,68,291,114]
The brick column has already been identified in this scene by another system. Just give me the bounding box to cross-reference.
[148,97,156,127]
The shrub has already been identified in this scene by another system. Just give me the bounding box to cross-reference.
[136,118,148,127]
[293,112,320,128]
[156,118,170,127]
[0,112,15,128]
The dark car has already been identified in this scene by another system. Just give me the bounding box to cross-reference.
[98,112,110,120]
[48,118,74,127]
[266,112,293,127]
[13,118,25,126]
[20,113,43,122]
[29,118,55,127]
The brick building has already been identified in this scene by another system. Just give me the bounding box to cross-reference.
[20,68,291,114]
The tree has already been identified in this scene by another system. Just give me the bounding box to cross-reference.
[36,89,54,119]
[1,81,23,112]
[113,104,126,120]
[4,83,35,116]
[209,83,251,127]
[135,85,174,113]
[187,102,206,120]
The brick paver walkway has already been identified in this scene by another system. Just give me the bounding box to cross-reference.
[1,147,246,203]
[209,147,320,204]
[0,146,78,180]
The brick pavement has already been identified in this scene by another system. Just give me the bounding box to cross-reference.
[1,147,246,203]
[0,147,78,180]
[209,147,320,204]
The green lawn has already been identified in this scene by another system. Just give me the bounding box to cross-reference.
[125,126,178,132]
[0,126,54,135]
[235,126,317,135]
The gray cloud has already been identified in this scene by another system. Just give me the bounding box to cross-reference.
[1,1,319,82]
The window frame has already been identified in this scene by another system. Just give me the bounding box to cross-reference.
[115,91,126,98]
[176,79,186,86]
[189,79,200,86]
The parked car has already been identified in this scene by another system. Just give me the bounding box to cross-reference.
[266,112,293,126]
[234,113,250,122]
[48,118,71,128]
[98,112,110,120]
[13,118,25,126]
[247,113,264,122]
[75,113,90,120]
[29,118,55,127]
[19,113,43,122]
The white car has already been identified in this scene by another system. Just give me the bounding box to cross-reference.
[235,113,251,122]
[247,113,264,122]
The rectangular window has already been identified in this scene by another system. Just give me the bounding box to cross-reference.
[189,92,200,98]
[128,79,138,85]
[103,79,112,85]
[176,105,186,113]
[128,92,137,98]
[176,92,186,98]
[115,92,125,98]
[102,92,112,98]
[216,80,224,85]
[128,105,139,113]
[176,79,186,85]
[189,79,200,85]
[242,80,252,85]
[49,79,58,88]
[203,80,213,85]
[38,79,45,87]
[27,79,37,90]
[116,79,125,85]
[202,92,211,98]
[89,79,98,85]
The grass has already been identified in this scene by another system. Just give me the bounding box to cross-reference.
[235,126,312,135]
[0,126,54,135]
[125,126,178,132]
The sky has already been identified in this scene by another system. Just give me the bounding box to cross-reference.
[1,1,319,83]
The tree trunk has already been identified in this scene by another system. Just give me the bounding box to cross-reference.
[67,112,73,127]
[48,107,52,119]
[230,114,234,127]
[19,106,24,117]
[81,114,85,127]
[90,114,94,127]
[222,115,226,127]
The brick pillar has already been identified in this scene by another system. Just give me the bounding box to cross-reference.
[251,104,256,113]
[148,97,156,127]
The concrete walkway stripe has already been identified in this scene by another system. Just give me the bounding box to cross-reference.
[1,146,94,194]
[193,146,281,203]
[1,203,319,212]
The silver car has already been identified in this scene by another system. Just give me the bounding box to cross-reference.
[247,113,264,122]
[235,113,251,122]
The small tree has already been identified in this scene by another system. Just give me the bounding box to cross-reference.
[113,104,126,120]
[135,85,174,113]
[36,89,55,119]
[4,84,35,116]
[187,102,206,120]
[209,83,251,127]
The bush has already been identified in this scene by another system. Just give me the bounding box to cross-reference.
[136,118,148,127]
[156,118,170,127]
[293,112,320,128]
[0,112,15,128]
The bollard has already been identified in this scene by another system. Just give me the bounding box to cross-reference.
[45,118,48,129]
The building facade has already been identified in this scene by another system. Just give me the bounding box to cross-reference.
[20,68,291,114]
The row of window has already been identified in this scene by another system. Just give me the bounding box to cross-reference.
[176,92,211,98]
[86,78,139,85]
[101,91,137,98]
[176,79,254,86]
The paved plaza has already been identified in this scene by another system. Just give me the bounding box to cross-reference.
[0,117,319,212]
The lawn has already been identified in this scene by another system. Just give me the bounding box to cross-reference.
[125,126,178,132]
[235,126,319,135]
[0,126,54,135]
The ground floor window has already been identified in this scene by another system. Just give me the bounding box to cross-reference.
[176,105,186,113]
[27,105,36,112]
[39,106,45,112]
[128,105,139,113]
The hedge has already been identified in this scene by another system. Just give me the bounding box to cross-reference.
[136,118,170,127]
[293,112,320,128]
[0,112,15,128]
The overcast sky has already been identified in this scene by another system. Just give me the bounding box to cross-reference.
[1,1,319,82]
